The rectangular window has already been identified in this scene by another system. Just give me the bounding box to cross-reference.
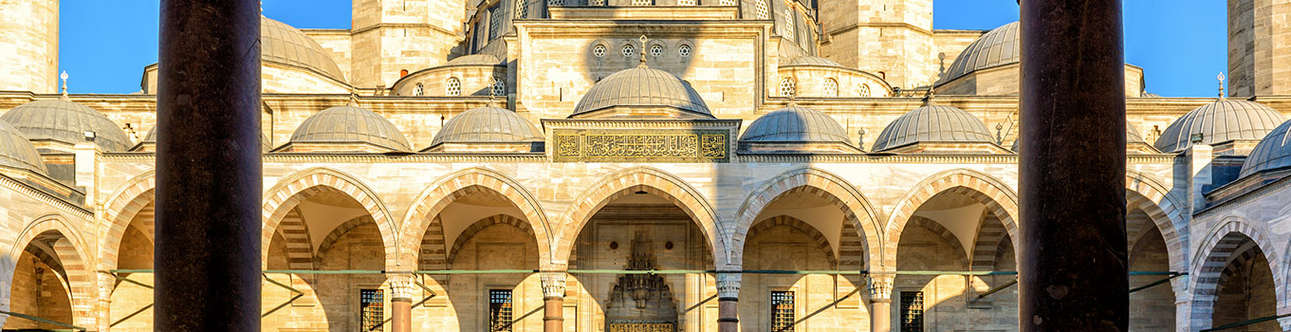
[770,290,795,332]
[900,291,924,332]
[360,289,384,331]
[489,289,513,332]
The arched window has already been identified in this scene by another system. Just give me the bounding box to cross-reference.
[824,78,838,97]
[515,0,529,18]
[592,44,607,57]
[632,0,651,5]
[857,83,871,97]
[779,78,796,97]
[491,77,506,96]
[719,0,736,5]
[781,8,795,41]
[413,83,424,96]
[622,44,635,57]
[489,7,505,39]
[446,77,461,96]
[678,44,692,57]
[650,44,664,57]
[755,0,769,19]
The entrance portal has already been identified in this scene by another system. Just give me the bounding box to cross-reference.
[605,232,678,332]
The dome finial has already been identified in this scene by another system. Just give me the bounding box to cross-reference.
[347,85,360,106]
[59,71,69,100]
[637,35,649,67]
[1217,72,1227,99]
[921,86,935,106]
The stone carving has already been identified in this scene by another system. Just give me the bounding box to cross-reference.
[552,129,729,162]
[867,275,893,301]
[715,273,741,299]
[540,271,567,298]
[386,274,418,300]
[606,231,678,331]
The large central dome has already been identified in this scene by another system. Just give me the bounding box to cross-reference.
[261,17,347,82]
[571,64,710,119]
[935,21,1019,87]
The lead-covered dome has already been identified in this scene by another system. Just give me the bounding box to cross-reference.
[1153,99,1284,153]
[0,120,48,175]
[935,21,1019,86]
[1,99,132,151]
[430,106,543,147]
[262,17,347,82]
[741,105,849,143]
[571,64,710,118]
[288,105,410,151]
[872,104,995,152]
[782,56,846,68]
[1241,119,1291,177]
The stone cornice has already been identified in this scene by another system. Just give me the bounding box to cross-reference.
[0,172,91,219]
[541,118,743,129]
[1195,174,1291,218]
[351,22,456,37]
[101,151,1177,165]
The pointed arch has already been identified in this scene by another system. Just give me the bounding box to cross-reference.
[553,167,726,268]
[4,215,95,329]
[902,216,970,268]
[446,214,535,266]
[1124,172,1188,274]
[99,171,156,271]
[883,169,1018,270]
[275,207,315,271]
[262,168,398,270]
[746,215,838,266]
[1187,217,1285,330]
[397,167,552,270]
[969,211,1010,272]
[728,168,882,271]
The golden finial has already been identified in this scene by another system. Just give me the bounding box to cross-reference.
[59,71,69,100]
[638,35,649,66]
[1217,72,1226,99]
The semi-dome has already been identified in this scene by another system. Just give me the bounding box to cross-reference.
[0,99,132,151]
[872,104,995,152]
[571,64,710,118]
[430,106,543,146]
[935,21,1019,86]
[262,17,347,82]
[740,105,849,143]
[1240,119,1291,177]
[288,105,410,151]
[782,56,846,68]
[0,120,48,175]
[1153,99,1284,153]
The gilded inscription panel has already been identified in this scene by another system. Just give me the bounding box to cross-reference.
[552,129,730,162]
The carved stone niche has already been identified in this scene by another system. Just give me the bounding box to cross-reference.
[605,231,679,332]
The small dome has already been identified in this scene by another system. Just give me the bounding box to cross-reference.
[445,54,503,66]
[1153,99,1284,152]
[431,106,543,146]
[0,120,48,174]
[262,17,347,82]
[1241,119,1291,177]
[1,99,132,151]
[740,105,850,143]
[289,106,410,151]
[782,56,846,68]
[571,65,710,118]
[936,21,1020,86]
[872,104,994,151]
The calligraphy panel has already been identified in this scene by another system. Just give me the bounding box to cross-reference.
[551,129,730,162]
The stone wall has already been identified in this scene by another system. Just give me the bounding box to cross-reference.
[0,0,58,94]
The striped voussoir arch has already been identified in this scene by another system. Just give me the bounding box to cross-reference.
[418,216,448,271]
[747,215,837,267]
[969,211,1010,272]
[883,170,1017,270]
[99,173,156,272]
[903,216,970,268]
[446,214,535,267]
[1188,219,1284,331]
[6,216,96,329]
[261,169,398,271]
[275,207,315,271]
[1124,176,1188,274]
[314,215,379,265]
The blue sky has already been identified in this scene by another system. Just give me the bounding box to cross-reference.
[61,0,1226,96]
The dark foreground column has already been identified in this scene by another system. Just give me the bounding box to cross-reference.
[1019,0,1127,330]
[716,273,740,332]
[155,0,262,331]
[541,272,567,332]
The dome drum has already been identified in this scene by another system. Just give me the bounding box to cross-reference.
[571,65,712,119]
[778,56,892,98]
[392,54,507,97]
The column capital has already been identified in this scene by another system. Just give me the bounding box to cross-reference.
[716,272,742,300]
[867,275,893,301]
[540,271,567,299]
[386,273,417,301]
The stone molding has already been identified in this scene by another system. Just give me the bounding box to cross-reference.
[715,273,741,299]
[540,272,567,298]
[866,275,894,301]
[386,273,418,301]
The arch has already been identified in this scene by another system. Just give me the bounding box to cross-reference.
[1187,217,1285,330]
[553,167,726,268]
[397,167,552,270]
[446,214,535,266]
[313,215,380,266]
[262,168,398,270]
[99,171,156,271]
[1124,172,1188,274]
[274,207,315,271]
[901,216,970,267]
[745,215,837,266]
[4,215,95,328]
[728,168,882,270]
[883,169,1018,269]
[969,211,1010,272]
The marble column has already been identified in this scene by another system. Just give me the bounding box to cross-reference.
[154,0,262,330]
[868,275,893,332]
[1019,0,1128,330]
[388,274,416,332]
[716,273,741,332]
[541,272,567,332]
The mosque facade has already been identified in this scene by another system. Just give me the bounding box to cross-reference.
[0,0,1290,331]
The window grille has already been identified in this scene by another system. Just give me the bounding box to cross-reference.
[678,0,696,5]
[719,0,736,5]
[900,291,924,332]
[414,83,424,96]
[782,8,795,41]
[593,44,607,57]
[755,0,769,19]
[679,44,692,57]
[771,290,795,332]
[548,0,563,6]
[360,289,384,331]
[824,78,838,97]
[622,44,635,57]
[491,77,506,96]
[779,78,796,97]
[490,7,505,39]
[650,44,664,57]
[446,77,462,96]
[632,0,652,6]
[515,0,528,18]
[858,84,871,97]
[489,289,513,332]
